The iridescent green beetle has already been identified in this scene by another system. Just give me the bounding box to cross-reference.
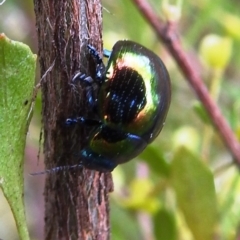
[66,40,171,172]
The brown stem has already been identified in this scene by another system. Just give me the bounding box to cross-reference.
[132,0,240,165]
[33,0,112,239]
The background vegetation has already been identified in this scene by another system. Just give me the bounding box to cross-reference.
[0,0,240,239]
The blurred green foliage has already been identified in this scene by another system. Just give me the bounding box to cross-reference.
[0,0,240,239]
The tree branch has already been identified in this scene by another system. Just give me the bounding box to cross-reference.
[33,0,112,239]
[132,0,240,166]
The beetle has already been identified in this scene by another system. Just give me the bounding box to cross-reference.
[65,40,171,172]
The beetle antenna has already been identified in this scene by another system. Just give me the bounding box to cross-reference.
[30,164,83,176]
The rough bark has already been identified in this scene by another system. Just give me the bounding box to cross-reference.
[33,1,113,239]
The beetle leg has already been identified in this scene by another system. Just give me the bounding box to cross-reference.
[87,45,112,60]
[71,72,96,107]
[72,72,94,84]
[87,44,106,84]
[87,45,103,65]
[65,117,101,126]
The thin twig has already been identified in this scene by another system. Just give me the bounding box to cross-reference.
[132,0,240,165]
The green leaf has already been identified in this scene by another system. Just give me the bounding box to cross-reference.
[110,200,142,240]
[171,147,217,240]
[0,33,36,240]
[153,208,177,240]
[121,178,160,214]
[139,145,170,177]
